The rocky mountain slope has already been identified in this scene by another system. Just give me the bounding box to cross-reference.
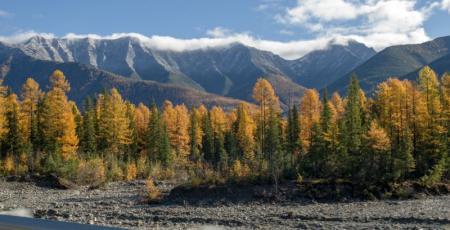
[327,36,450,94]
[11,36,375,105]
[404,53,450,79]
[0,42,247,108]
[291,40,375,89]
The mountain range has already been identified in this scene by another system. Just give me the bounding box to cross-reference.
[0,42,246,109]
[7,36,375,106]
[1,35,449,108]
[326,36,450,94]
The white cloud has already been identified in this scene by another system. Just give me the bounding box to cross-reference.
[277,0,437,50]
[0,31,356,60]
[282,0,359,24]
[0,9,11,17]
[206,27,231,38]
[0,31,55,43]
[442,0,450,12]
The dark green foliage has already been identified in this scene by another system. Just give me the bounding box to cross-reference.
[304,123,323,177]
[126,103,139,159]
[305,92,335,178]
[80,97,97,155]
[189,110,201,162]
[320,91,332,134]
[392,128,415,181]
[344,75,363,153]
[147,104,172,166]
[420,151,448,187]
[158,123,173,167]
[214,133,227,170]
[2,94,24,159]
[224,130,238,163]
[342,75,364,178]
[265,108,283,184]
[285,105,301,170]
[202,113,215,165]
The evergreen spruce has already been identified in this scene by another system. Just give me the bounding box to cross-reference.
[202,113,215,165]
[189,109,201,162]
[342,75,363,178]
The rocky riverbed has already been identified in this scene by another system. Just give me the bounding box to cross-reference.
[0,178,449,229]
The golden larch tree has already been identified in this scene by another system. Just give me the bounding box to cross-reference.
[0,81,7,140]
[20,78,43,142]
[299,89,321,150]
[96,88,131,155]
[40,70,79,160]
[210,106,227,135]
[163,101,190,160]
[234,103,256,163]
[135,103,151,152]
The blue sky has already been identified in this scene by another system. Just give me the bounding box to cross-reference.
[1,0,450,59]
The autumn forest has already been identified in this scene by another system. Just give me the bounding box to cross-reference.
[0,67,449,192]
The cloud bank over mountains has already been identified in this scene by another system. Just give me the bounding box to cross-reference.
[0,0,449,60]
[0,31,363,60]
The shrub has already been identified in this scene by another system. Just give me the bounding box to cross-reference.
[189,176,202,187]
[126,162,137,181]
[145,177,161,201]
[148,162,175,180]
[108,160,124,181]
[148,162,163,179]
[3,155,15,174]
[419,157,447,187]
[33,151,45,173]
[231,160,249,180]
[77,158,106,185]
[231,160,242,178]
[136,155,149,178]
[43,152,61,174]
[162,167,176,179]
[59,159,79,181]
[16,153,29,175]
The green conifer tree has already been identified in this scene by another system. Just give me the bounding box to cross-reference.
[202,112,215,165]
[189,108,201,162]
[342,75,363,178]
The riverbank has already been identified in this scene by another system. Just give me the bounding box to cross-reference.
[0,178,449,229]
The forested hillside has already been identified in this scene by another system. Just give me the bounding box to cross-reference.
[0,67,448,193]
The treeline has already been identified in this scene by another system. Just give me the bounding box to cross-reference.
[0,67,448,187]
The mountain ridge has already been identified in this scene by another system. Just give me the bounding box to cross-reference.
[10,35,376,105]
[326,36,450,94]
[0,42,249,109]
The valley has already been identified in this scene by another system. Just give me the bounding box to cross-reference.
[1,1,450,229]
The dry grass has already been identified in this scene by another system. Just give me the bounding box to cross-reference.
[3,155,15,174]
[145,177,161,201]
[126,163,137,181]
[77,158,106,185]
